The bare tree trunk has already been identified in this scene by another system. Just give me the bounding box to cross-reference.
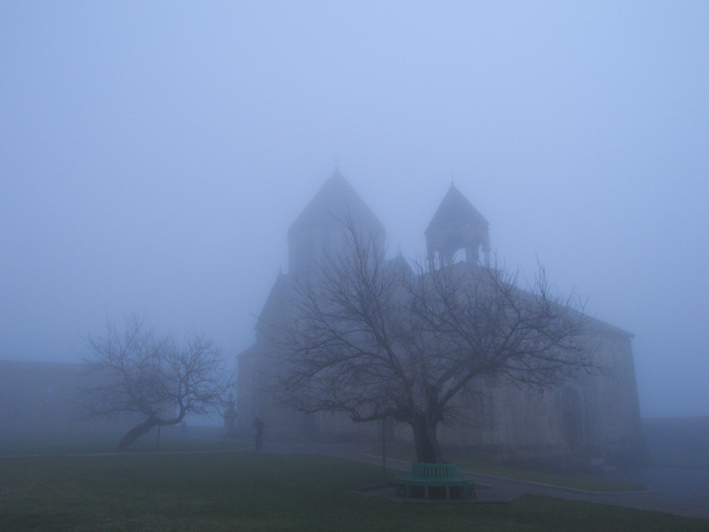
[117,417,158,451]
[411,417,443,463]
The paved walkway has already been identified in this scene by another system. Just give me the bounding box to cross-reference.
[265,442,709,520]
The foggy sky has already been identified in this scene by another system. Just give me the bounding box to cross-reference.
[1,2,707,418]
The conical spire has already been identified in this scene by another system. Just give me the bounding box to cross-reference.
[425,183,488,237]
[287,169,385,277]
[425,183,490,269]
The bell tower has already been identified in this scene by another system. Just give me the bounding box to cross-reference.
[425,183,490,270]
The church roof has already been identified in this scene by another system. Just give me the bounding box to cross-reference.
[254,272,294,336]
[425,183,488,236]
[288,169,385,240]
[585,315,635,339]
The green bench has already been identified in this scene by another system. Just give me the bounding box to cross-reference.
[396,462,476,500]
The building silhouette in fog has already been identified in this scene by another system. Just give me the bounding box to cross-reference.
[237,169,643,465]
[0,360,140,440]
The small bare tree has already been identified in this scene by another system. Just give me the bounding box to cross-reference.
[274,224,597,463]
[80,316,233,451]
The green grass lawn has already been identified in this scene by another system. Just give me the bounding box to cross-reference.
[0,428,645,492]
[370,445,648,492]
[0,452,705,532]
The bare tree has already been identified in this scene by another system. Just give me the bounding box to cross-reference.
[80,316,233,451]
[274,224,597,463]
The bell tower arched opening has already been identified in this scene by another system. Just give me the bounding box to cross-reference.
[425,183,490,270]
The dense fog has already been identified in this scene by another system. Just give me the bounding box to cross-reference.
[1,2,707,418]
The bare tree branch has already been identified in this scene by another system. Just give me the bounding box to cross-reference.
[79,315,234,451]
[271,220,597,463]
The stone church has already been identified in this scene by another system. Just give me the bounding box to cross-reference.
[237,169,643,464]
